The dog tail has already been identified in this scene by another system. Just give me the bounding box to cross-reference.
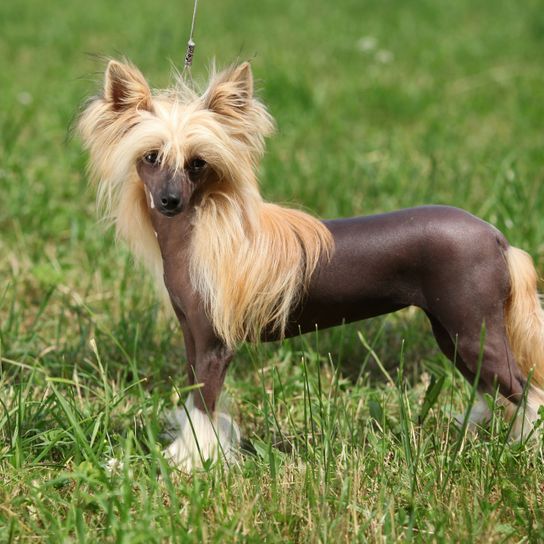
[505,246,544,386]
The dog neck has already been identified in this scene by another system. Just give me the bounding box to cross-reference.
[148,207,193,257]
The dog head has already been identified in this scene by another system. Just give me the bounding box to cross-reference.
[78,59,274,218]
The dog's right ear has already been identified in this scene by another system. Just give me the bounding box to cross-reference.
[104,60,153,112]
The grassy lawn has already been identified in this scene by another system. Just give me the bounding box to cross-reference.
[1,0,544,541]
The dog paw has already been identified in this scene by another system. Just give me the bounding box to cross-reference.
[163,397,240,471]
[453,393,492,432]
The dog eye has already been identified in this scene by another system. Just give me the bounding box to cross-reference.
[143,151,160,166]
[188,158,207,174]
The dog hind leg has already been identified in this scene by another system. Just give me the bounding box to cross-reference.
[427,313,492,430]
[434,306,541,440]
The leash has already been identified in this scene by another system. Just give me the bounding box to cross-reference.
[183,0,199,77]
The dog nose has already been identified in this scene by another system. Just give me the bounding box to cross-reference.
[160,193,180,211]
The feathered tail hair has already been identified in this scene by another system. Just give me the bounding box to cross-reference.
[505,247,544,386]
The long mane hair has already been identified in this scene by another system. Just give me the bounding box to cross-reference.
[78,60,333,348]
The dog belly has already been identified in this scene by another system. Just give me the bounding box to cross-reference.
[282,298,408,337]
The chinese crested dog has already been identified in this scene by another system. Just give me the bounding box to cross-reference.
[78,59,544,470]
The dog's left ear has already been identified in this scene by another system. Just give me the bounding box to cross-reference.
[204,62,254,119]
[104,60,153,112]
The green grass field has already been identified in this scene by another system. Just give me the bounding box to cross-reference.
[1,0,544,541]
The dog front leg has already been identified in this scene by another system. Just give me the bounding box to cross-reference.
[164,333,240,471]
[172,306,197,386]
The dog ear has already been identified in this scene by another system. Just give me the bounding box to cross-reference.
[104,60,153,112]
[204,62,254,118]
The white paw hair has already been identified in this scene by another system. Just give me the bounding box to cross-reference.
[454,392,493,431]
[504,384,544,441]
[455,387,544,440]
[164,394,240,471]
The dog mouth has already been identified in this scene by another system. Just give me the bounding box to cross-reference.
[159,207,183,217]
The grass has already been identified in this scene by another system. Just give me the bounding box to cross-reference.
[1,0,544,541]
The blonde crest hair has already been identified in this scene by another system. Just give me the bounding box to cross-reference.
[79,59,334,347]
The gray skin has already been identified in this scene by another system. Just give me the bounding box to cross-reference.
[138,158,525,415]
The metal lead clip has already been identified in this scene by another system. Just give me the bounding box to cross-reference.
[184,39,196,69]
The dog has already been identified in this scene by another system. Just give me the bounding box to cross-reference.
[78,59,544,470]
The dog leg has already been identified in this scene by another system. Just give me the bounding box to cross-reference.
[440,311,542,439]
[426,311,541,437]
[500,384,544,441]
[164,337,240,471]
[427,313,491,430]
